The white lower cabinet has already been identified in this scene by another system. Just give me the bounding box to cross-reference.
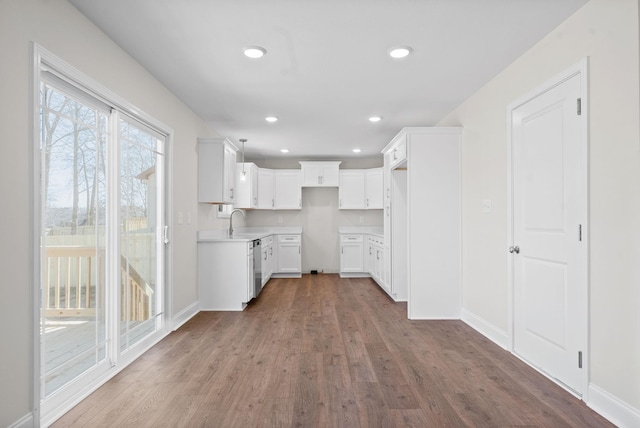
[198,241,254,311]
[367,236,389,293]
[339,234,364,276]
[275,234,302,276]
[262,235,274,286]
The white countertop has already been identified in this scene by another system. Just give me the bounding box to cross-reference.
[198,227,302,242]
[338,226,383,237]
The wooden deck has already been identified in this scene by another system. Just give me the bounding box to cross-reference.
[43,317,155,397]
[53,275,612,427]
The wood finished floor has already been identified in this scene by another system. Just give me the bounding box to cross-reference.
[53,275,612,427]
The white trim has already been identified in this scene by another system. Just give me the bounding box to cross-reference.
[8,413,34,428]
[506,57,590,397]
[171,302,200,331]
[29,42,42,427]
[460,308,509,350]
[588,384,640,428]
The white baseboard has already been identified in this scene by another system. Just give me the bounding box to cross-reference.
[460,308,509,350]
[9,412,33,428]
[588,383,640,428]
[171,301,200,331]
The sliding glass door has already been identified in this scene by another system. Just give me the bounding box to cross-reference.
[38,68,166,416]
[119,117,164,353]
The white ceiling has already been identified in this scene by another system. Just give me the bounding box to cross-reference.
[68,0,587,159]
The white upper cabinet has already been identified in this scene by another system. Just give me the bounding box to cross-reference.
[338,168,383,210]
[386,133,407,170]
[198,138,238,204]
[257,168,275,209]
[299,161,341,187]
[235,162,258,209]
[274,169,302,209]
[365,168,383,209]
[338,170,365,209]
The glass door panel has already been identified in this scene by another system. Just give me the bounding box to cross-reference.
[119,118,164,352]
[40,82,108,398]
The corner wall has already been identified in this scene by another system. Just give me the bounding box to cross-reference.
[437,0,640,422]
[0,0,215,425]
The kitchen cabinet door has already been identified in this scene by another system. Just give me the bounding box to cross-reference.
[365,168,383,209]
[257,168,275,209]
[235,162,258,209]
[224,144,237,203]
[198,138,238,204]
[300,161,341,187]
[338,170,365,209]
[274,170,301,209]
[340,235,364,273]
[277,235,301,273]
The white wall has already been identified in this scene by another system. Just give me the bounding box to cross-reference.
[437,0,640,418]
[246,157,383,273]
[0,0,221,425]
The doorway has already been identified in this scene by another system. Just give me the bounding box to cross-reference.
[508,59,589,396]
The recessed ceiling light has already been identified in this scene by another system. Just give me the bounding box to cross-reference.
[368,116,382,123]
[280,148,290,153]
[265,116,278,123]
[388,46,412,59]
[353,148,362,153]
[243,46,266,59]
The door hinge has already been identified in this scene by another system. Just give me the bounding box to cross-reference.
[577,98,582,115]
[579,224,582,241]
[578,351,583,368]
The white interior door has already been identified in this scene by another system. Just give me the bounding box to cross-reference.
[510,66,587,395]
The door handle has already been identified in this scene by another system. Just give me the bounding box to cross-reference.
[509,246,520,254]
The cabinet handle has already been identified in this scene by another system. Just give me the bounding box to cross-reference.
[341,246,343,254]
[264,252,267,261]
[393,148,398,161]
[366,198,369,207]
[386,206,390,216]
[387,187,390,198]
[270,248,273,256]
[299,198,301,208]
[272,199,274,208]
[369,247,372,255]
[377,250,380,260]
[298,246,301,254]
[339,199,342,208]
[230,188,234,199]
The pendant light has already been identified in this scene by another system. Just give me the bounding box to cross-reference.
[240,138,247,181]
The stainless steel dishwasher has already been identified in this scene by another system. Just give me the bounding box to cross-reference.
[252,239,263,298]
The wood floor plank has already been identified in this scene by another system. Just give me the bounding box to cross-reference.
[52,275,613,428]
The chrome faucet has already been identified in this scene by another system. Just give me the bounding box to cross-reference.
[229,208,245,236]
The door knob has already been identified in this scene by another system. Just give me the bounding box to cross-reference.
[509,246,520,254]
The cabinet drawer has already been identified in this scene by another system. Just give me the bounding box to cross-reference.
[278,234,301,243]
[341,234,363,243]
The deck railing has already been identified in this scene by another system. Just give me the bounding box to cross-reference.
[44,246,153,321]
